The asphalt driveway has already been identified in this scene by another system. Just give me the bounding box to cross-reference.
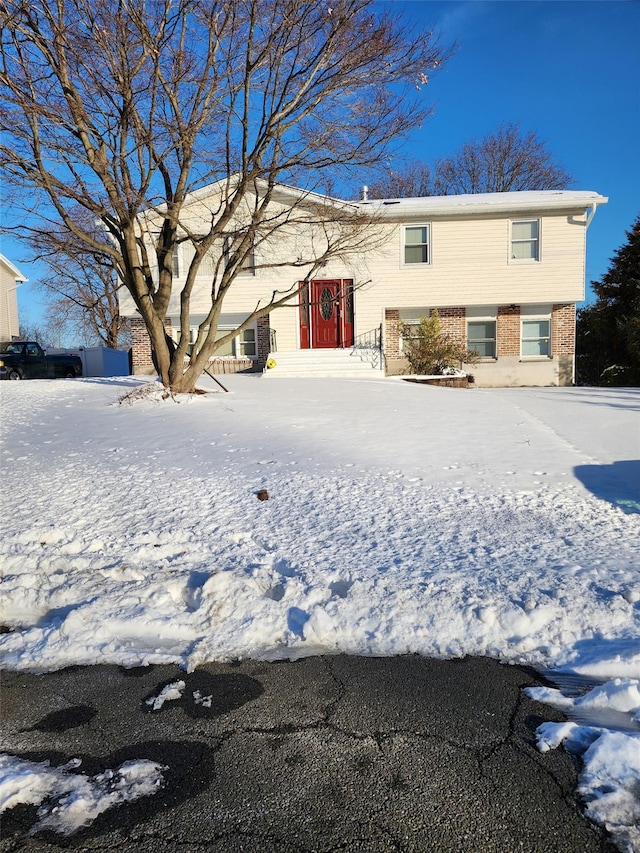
[0,655,617,852]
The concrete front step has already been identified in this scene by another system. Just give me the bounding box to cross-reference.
[263,348,383,378]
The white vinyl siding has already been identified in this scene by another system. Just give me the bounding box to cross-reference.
[347,214,585,335]
[510,219,540,262]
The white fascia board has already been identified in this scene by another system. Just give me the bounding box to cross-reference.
[357,191,609,219]
[145,175,357,222]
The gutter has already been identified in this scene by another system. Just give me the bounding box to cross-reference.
[360,193,609,220]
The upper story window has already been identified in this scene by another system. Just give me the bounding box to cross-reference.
[403,225,430,265]
[171,246,180,277]
[510,219,540,262]
[224,236,255,276]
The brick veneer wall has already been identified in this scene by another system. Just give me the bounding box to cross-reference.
[551,303,576,356]
[256,315,271,367]
[384,309,401,358]
[496,305,521,356]
[131,316,172,372]
[431,307,465,345]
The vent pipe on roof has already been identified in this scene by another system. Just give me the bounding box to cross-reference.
[362,185,368,202]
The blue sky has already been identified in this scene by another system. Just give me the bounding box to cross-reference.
[2,0,639,327]
[384,0,640,295]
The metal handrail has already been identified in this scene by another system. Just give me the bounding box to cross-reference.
[352,325,381,350]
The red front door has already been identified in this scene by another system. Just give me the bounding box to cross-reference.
[311,280,341,347]
[301,279,354,348]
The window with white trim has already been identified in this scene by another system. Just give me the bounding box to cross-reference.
[238,328,256,357]
[510,219,540,261]
[214,326,256,357]
[399,318,421,352]
[403,225,430,265]
[171,246,180,276]
[521,319,550,357]
[224,236,255,276]
[467,321,496,358]
[173,324,257,359]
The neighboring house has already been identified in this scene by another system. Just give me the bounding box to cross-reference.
[120,185,608,386]
[0,255,28,342]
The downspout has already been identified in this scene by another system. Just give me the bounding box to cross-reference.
[6,279,26,340]
[585,202,598,230]
[572,202,599,384]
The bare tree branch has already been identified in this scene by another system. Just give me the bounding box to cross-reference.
[1,0,448,391]
[364,123,571,199]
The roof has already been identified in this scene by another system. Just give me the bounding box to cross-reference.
[0,254,28,282]
[356,190,608,218]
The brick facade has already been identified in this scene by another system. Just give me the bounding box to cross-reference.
[257,315,271,367]
[551,303,576,356]
[496,305,521,357]
[431,307,465,345]
[131,316,153,371]
[130,316,173,374]
[384,309,401,359]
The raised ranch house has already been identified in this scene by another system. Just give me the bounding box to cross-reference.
[121,185,608,386]
[0,254,27,342]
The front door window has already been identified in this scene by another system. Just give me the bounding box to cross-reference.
[320,287,334,321]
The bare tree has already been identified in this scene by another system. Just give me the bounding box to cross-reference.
[30,215,130,349]
[365,160,433,199]
[433,123,571,195]
[0,0,447,392]
[362,123,570,200]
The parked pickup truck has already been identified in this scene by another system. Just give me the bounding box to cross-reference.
[0,341,83,380]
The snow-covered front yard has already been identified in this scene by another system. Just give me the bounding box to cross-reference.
[1,375,639,849]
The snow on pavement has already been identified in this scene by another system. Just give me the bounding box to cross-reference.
[0,375,639,847]
[0,753,166,836]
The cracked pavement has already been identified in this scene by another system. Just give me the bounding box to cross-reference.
[0,655,618,852]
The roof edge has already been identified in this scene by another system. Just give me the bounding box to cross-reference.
[0,254,29,282]
[356,190,609,217]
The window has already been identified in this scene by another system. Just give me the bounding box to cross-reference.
[224,236,255,276]
[467,321,496,358]
[171,246,180,277]
[215,327,256,358]
[214,328,235,357]
[510,219,539,261]
[238,328,256,357]
[174,323,257,359]
[399,318,421,352]
[522,319,550,357]
[404,225,430,265]
[199,249,215,277]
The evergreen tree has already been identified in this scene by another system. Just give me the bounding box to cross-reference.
[576,216,640,385]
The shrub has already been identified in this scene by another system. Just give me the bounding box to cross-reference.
[398,311,479,375]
